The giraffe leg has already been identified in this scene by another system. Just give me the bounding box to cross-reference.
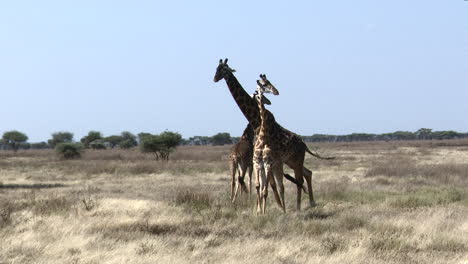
[274,162,286,212]
[258,164,268,214]
[266,163,283,212]
[293,166,305,211]
[238,163,248,195]
[261,175,268,214]
[233,165,242,203]
[303,167,316,207]
[248,164,253,200]
[230,160,237,203]
[254,161,263,214]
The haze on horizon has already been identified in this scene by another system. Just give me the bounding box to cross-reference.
[1,1,467,142]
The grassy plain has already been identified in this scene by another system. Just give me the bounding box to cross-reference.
[1,140,468,264]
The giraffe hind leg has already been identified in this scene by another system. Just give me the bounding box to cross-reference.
[238,163,248,195]
[266,163,283,212]
[273,162,286,212]
[303,167,316,207]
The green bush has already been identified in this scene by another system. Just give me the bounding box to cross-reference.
[55,143,83,159]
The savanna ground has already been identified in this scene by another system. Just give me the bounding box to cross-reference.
[1,140,468,264]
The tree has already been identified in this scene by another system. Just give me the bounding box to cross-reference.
[81,131,103,148]
[158,131,182,159]
[415,128,432,140]
[48,131,74,147]
[55,143,83,159]
[212,132,232,146]
[432,130,460,140]
[89,139,107,150]
[140,135,164,160]
[2,131,28,152]
[138,132,152,144]
[139,131,182,160]
[104,135,123,148]
[119,131,137,149]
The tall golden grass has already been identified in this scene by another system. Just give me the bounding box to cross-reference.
[0,141,467,263]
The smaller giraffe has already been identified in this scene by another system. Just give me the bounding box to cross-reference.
[253,74,285,214]
[229,93,275,203]
[229,124,254,203]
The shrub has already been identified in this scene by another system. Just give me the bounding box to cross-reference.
[55,143,83,159]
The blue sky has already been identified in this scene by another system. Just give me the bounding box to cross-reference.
[0,1,467,142]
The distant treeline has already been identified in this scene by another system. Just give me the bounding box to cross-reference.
[1,128,467,150]
[302,129,468,142]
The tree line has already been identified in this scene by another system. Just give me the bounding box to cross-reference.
[0,130,234,151]
[302,128,468,142]
[0,130,182,160]
[1,128,468,154]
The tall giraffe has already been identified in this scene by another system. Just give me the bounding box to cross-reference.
[254,75,285,213]
[214,59,333,210]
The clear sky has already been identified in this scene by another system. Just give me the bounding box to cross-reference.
[1,1,467,142]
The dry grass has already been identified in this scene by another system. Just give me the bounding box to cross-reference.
[1,142,468,263]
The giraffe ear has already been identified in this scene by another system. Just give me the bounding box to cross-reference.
[219,59,223,64]
[231,68,236,72]
[224,58,228,64]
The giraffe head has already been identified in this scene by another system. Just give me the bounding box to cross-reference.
[213,58,236,82]
[257,74,279,95]
[255,74,279,105]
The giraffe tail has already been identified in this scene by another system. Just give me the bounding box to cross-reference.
[305,147,335,160]
[283,174,308,194]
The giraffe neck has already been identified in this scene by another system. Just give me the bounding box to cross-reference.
[224,72,261,129]
[258,95,270,147]
[241,125,254,144]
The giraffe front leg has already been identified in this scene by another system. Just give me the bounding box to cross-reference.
[230,161,237,203]
[233,164,243,203]
[261,167,269,214]
[253,161,263,214]
[248,164,253,200]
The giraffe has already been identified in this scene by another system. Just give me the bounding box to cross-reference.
[254,75,285,213]
[214,59,334,210]
[229,124,254,203]
[229,113,305,203]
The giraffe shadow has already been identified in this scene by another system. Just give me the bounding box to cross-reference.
[0,183,67,190]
